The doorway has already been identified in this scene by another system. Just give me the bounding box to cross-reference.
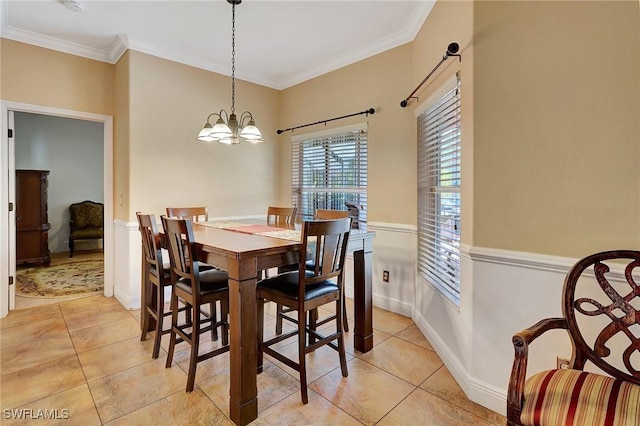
[1,101,114,317]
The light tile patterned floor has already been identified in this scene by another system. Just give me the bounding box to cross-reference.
[0,296,506,425]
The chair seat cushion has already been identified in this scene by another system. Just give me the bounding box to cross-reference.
[70,228,103,239]
[521,369,640,426]
[175,268,228,296]
[258,271,339,301]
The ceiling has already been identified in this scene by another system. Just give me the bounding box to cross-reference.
[0,0,435,90]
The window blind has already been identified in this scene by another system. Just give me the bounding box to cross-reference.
[292,127,368,223]
[417,77,461,305]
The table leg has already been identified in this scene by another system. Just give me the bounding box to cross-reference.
[353,240,373,353]
[228,258,258,426]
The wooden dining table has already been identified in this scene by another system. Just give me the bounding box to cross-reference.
[146,219,375,425]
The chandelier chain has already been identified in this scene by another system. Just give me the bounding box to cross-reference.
[196,0,262,144]
[231,1,236,114]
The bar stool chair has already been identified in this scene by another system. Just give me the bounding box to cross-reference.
[165,206,220,341]
[266,206,297,228]
[137,212,189,359]
[311,209,351,333]
[165,206,209,223]
[257,218,352,404]
[264,206,298,330]
[162,216,230,393]
[275,209,351,335]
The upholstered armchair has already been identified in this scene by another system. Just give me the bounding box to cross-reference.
[507,250,640,425]
[69,200,104,257]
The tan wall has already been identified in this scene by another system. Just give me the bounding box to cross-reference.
[473,0,640,257]
[126,51,280,221]
[279,44,415,224]
[1,39,114,116]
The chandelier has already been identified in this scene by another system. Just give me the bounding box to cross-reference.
[197,0,263,144]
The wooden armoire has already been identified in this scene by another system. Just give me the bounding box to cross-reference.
[16,169,51,266]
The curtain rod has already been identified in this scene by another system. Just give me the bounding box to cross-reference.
[400,42,461,108]
[277,107,375,135]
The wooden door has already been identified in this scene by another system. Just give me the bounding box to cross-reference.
[16,170,50,265]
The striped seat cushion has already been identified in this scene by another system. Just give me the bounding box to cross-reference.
[521,369,640,426]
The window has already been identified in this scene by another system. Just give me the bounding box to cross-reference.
[417,76,461,305]
[292,124,367,224]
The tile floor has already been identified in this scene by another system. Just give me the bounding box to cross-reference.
[0,295,506,425]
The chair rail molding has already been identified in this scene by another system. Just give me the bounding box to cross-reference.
[467,245,576,274]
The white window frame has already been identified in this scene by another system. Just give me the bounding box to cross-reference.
[417,75,462,305]
[291,123,368,224]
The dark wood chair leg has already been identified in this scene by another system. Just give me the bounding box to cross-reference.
[298,308,308,404]
[257,298,264,373]
[152,283,164,359]
[69,239,74,257]
[337,299,348,377]
[342,297,349,332]
[186,310,199,393]
[221,299,229,346]
[140,279,151,343]
[308,309,318,346]
[210,301,218,341]
[275,303,283,335]
[165,290,179,369]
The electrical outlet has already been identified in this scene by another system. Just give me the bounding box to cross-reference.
[382,270,389,282]
[556,356,570,369]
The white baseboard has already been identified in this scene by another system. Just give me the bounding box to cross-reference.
[413,306,507,415]
[373,293,413,317]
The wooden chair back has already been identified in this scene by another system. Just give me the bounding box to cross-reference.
[299,218,352,290]
[136,212,163,271]
[314,209,350,220]
[267,206,297,228]
[161,216,202,299]
[165,206,208,222]
[561,250,640,383]
[70,200,104,231]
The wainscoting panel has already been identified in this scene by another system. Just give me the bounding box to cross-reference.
[113,219,142,309]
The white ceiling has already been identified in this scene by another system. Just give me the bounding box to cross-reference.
[0,0,435,90]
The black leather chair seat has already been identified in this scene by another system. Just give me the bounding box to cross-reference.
[175,268,228,296]
[259,271,338,301]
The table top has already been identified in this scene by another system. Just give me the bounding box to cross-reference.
[191,222,300,259]
[190,218,374,259]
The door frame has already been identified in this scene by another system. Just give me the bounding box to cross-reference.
[1,101,114,317]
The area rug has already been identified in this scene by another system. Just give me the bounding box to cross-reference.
[16,260,104,297]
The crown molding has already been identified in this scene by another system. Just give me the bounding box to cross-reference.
[1,25,112,63]
[277,1,436,89]
[107,35,129,64]
[0,0,435,90]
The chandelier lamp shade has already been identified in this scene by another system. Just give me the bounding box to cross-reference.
[197,0,263,144]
